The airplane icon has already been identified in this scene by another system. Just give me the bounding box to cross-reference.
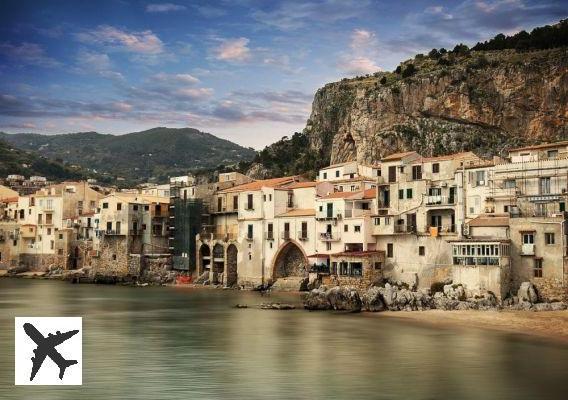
[23,322,79,381]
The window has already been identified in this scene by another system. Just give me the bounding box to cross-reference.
[269,194,272,201]
[117,203,122,211]
[388,166,396,183]
[504,179,516,189]
[545,233,555,245]
[504,205,509,213]
[232,196,238,210]
[534,259,543,278]
[387,243,393,258]
[323,172,327,179]
[319,205,323,212]
[247,194,253,210]
[399,189,404,200]
[374,262,382,270]
[406,188,413,199]
[411,165,422,180]
[350,185,356,191]
[335,170,340,177]
[50,240,54,250]
[418,246,425,256]
[102,202,108,209]
[374,217,380,225]
[547,149,558,159]
[522,233,534,244]
[247,224,253,239]
[112,254,117,261]
[326,242,332,251]
[59,233,63,240]
[560,202,566,212]
[354,225,361,233]
[539,177,551,195]
[58,249,63,255]
[144,205,149,211]
[384,217,391,225]
[344,224,348,232]
[133,205,138,211]
[432,163,440,173]
[218,197,223,212]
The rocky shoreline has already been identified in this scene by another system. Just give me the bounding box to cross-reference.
[303,282,568,313]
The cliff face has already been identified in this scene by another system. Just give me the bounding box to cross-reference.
[303,48,567,165]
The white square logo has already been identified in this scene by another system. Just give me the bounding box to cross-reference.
[15,317,82,385]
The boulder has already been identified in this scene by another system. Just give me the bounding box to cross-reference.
[433,292,460,310]
[303,287,332,310]
[533,303,552,312]
[550,302,568,311]
[443,284,466,301]
[326,286,362,312]
[260,303,296,310]
[517,282,539,304]
[362,287,386,312]
[271,277,308,292]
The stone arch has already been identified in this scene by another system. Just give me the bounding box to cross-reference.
[198,244,210,275]
[272,240,309,281]
[226,244,238,288]
[212,243,225,284]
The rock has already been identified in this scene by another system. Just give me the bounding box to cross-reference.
[533,303,553,312]
[326,286,362,312]
[550,302,568,311]
[517,282,539,304]
[362,287,386,312]
[234,304,248,309]
[456,301,478,310]
[433,293,460,311]
[271,277,308,292]
[378,283,398,309]
[303,287,332,310]
[443,284,466,301]
[260,303,296,310]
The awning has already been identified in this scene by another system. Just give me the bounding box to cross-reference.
[307,253,330,259]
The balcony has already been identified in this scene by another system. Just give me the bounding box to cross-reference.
[426,225,457,235]
[104,230,124,236]
[297,230,309,241]
[394,224,416,234]
[281,231,291,240]
[319,231,340,241]
[425,195,455,206]
[521,244,535,256]
[265,231,274,240]
[130,229,144,236]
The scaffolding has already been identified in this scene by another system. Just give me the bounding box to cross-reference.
[169,197,203,271]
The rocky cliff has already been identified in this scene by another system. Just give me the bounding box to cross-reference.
[303,47,567,165]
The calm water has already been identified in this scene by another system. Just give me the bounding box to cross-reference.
[1,279,567,399]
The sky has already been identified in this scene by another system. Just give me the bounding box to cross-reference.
[0,0,566,149]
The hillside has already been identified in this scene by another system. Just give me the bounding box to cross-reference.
[0,127,256,184]
[252,21,568,178]
[0,139,89,181]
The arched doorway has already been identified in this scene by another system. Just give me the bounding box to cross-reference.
[272,241,308,280]
[226,244,238,287]
[198,244,210,275]
[212,244,225,284]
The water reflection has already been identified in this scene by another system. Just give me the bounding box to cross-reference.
[0,279,567,399]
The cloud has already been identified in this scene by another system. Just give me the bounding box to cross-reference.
[146,3,186,13]
[74,49,125,81]
[194,5,227,18]
[152,72,200,85]
[0,42,61,68]
[173,87,214,100]
[213,37,251,62]
[337,29,382,75]
[76,25,164,54]
[252,0,371,30]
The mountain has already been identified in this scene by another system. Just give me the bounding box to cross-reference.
[252,21,568,178]
[0,139,89,181]
[0,127,256,184]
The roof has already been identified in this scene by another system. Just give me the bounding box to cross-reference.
[320,190,362,199]
[319,161,357,170]
[382,151,420,162]
[307,253,331,258]
[331,250,385,257]
[420,151,477,162]
[468,215,510,227]
[277,208,316,217]
[104,193,169,204]
[509,140,568,153]
[284,181,317,189]
[362,188,376,199]
[218,176,299,193]
[1,196,18,203]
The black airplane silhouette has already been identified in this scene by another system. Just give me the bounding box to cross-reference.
[23,322,79,381]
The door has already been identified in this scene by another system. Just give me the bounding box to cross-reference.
[326,203,333,218]
[388,166,396,182]
[407,213,416,232]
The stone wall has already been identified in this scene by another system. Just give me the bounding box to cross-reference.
[91,236,130,276]
[532,277,567,302]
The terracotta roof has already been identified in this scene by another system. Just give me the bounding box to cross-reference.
[382,151,420,162]
[307,253,330,258]
[319,161,357,170]
[509,140,568,152]
[277,208,316,217]
[1,196,19,203]
[284,181,317,189]
[219,176,299,193]
[320,190,362,199]
[331,250,385,257]
[362,188,376,199]
[468,215,509,227]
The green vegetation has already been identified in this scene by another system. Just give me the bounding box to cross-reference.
[0,139,89,181]
[472,19,567,51]
[0,127,256,185]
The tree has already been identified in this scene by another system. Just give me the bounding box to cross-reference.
[380,76,387,85]
[394,65,402,74]
[402,63,417,78]
[428,48,440,59]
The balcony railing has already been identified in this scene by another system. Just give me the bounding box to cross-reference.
[281,231,291,240]
[521,244,535,256]
[265,231,274,240]
[319,232,340,241]
[425,195,455,206]
[426,225,457,234]
[104,230,124,236]
[297,230,308,241]
[394,224,416,234]
[245,234,254,241]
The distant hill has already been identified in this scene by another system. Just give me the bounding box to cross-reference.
[0,127,256,184]
[0,139,89,181]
